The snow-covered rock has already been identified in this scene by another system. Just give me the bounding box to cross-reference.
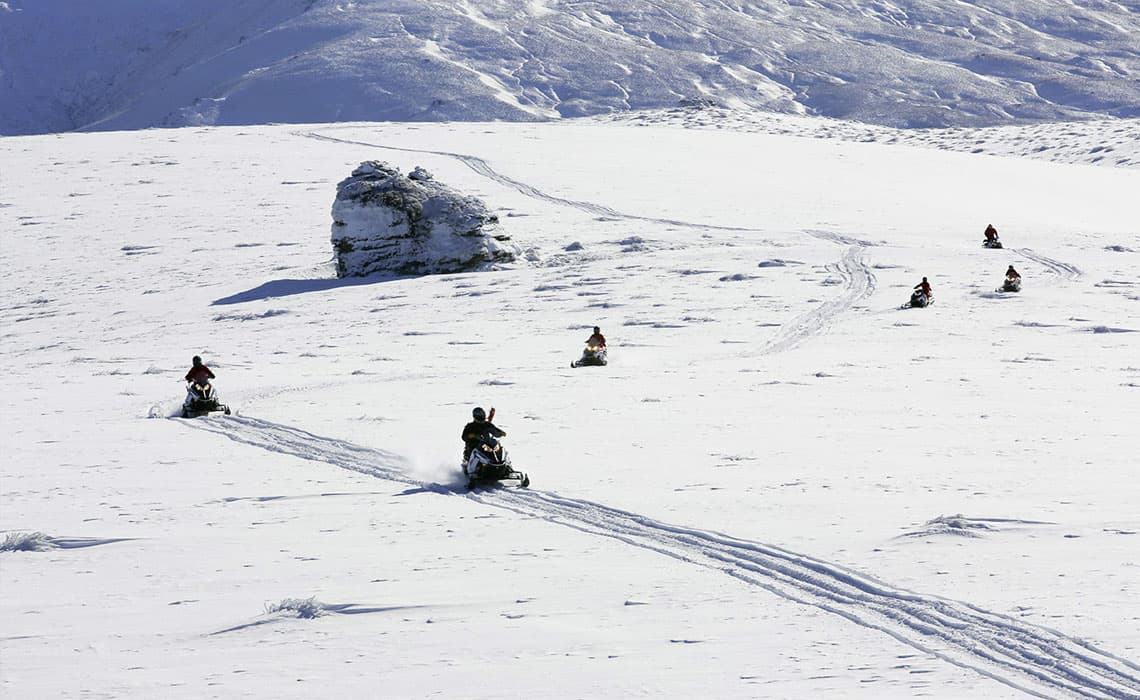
[330,161,517,277]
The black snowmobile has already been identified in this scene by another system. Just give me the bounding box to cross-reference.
[463,436,529,490]
[983,238,1003,249]
[1000,276,1022,293]
[571,344,608,368]
[181,380,231,418]
[909,289,932,308]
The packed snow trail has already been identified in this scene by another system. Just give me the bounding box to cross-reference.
[182,414,1140,700]
[302,130,879,353]
[185,414,413,483]
[805,230,877,247]
[301,129,762,232]
[491,489,1140,700]
[1014,248,1082,281]
[758,242,877,354]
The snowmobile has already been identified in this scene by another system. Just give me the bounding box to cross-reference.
[463,436,529,490]
[909,289,932,308]
[181,380,231,418]
[571,344,608,368]
[982,237,1003,249]
[1000,276,1022,293]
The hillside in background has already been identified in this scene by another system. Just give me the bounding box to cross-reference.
[2,0,1139,135]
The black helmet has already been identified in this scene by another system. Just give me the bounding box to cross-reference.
[192,355,202,365]
[472,407,486,421]
[593,326,600,334]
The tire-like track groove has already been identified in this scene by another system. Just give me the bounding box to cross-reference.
[301,129,762,232]
[302,132,878,354]
[759,243,877,354]
[1014,248,1082,281]
[185,415,1140,700]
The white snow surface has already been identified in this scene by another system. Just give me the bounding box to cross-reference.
[2,118,1140,699]
[3,0,1140,135]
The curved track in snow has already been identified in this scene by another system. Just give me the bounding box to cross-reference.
[758,243,877,354]
[805,230,877,248]
[754,229,878,355]
[1013,248,1082,282]
[302,130,879,353]
[184,414,1140,700]
[301,129,762,232]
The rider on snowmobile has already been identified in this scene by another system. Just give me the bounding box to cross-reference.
[1005,265,1021,281]
[984,224,999,244]
[185,355,215,384]
[914,277,932,298]
[462,407,506,462]
[181,355,231,417]
[586,326,606,348]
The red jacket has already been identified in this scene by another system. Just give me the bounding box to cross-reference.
[587,333,606,347]
[186,365,215,383]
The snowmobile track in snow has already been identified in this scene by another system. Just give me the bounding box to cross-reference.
[757,234,877,354]
[302,129,762,232]
[304,130,878,353]
[1013,248,1082,281]
[183,414,1140,700]
[805,229,877,248]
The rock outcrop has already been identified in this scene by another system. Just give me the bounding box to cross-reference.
[330,161,517,277]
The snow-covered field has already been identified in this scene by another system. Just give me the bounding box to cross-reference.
[2,119,1138,698]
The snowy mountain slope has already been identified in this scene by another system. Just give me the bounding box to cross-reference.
[3,0,1140,135]
[0,0,323,135]
[595,106,1140,169]
[2,120,1139,698]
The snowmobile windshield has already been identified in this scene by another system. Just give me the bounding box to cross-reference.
[481,436,501,449]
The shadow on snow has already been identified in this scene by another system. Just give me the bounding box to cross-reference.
[212,274,409,306]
